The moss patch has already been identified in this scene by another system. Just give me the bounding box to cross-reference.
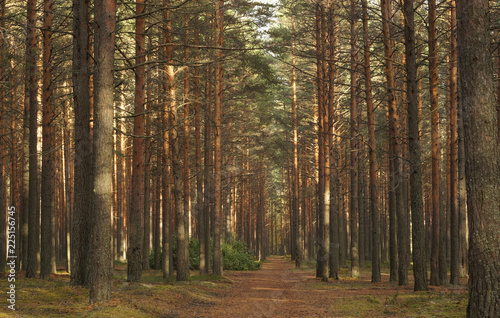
[0,270,227,318]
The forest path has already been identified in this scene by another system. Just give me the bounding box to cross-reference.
[180,256,343,317]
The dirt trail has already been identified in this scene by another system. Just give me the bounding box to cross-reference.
[177,256,468,318]
[181,256,334,317]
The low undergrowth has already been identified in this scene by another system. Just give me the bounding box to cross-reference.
[297,259,468,318]
[150,238,261,271]
[0,258,467,317]
[0,270,232,318]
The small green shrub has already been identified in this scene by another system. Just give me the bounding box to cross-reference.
[150,239,260,271]
[171,235,199,269]
[189,238,200,269]
[150,236,200,270]
[222,240,261,271]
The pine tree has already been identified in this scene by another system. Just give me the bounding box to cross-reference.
[88,0,116,303]
[457,0,500,316]
[403,0,427,291]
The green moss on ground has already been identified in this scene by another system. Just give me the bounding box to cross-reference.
[296,264,467,318]
[0,270,231,318]
[0,262,467,318]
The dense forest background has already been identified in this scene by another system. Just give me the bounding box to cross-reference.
[0,0,499,315]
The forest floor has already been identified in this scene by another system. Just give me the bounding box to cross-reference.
[1,256,467,317]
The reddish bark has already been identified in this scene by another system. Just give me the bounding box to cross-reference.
[362,0,380,283]
[161,0,173,279]
[40,0,56,279]
[0,0,7,274]
[25,0,39,279]
[449,0,459,285]
[89,0,117,303]
[292,14,302,270]
[183,14,191,247]
[128,0,146,282]
[213,0,224,276]
[381,0,403,283]
[457,0,500,315]
[194,18,204,275]
[315,3,324,276]
[350,0,360,278]
[429,0,441,286]
[327,2,339,280]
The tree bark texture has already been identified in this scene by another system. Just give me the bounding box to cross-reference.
[449,0,459,285]
[457,0,500,316]
[194,22,204,276]
[213,0,224,276]
[88,0,116,303]
[315,3,324,276]
[349,0,360,279]
[170,59,189,281]
[200,65,212,276]
[0,0,6,272]
[127,0,146,282]
[292,15,302,270]
[26,0,40,279]
[320,4,330,280]
[381,0,398,283]
[362,0,380,283]
[183,15,191,249]
[40,0,56,279]
[143,101,151,270]
[403,0,427,291]
[71,0,92,287]
[327,2,339,281]
[162,1,173,279]
[428,0,441,287]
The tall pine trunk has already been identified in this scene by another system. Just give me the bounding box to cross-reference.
[449,0,459,285]
[320,4,330,280]
[457,1,500,316]
[40,0,56,279]
[182,14,191,268]
[403,0,427,291]
[395,6,409,287]
[213,0,224,276]
[162,10,189,281]
[183,15,191,245]
[201,65,213,275]
[25,0,39,279]
[143,94,151,270]
[170,57,189,281]
[381,0,400,283]
[315,3,324,275]
[115,118,125,261]
[71,0,92,287]
[349,0,360,278]
[161,1,173,279]
[127,0,146,282]
[498,48,500,143]
[457,79,467,278]
[292,14,302,270]
[428,0,441,286]
[154,169,161,269]
[88,0,116,303]
[0,0,6,273]
[361,0,380,283]
[194,20,204,276]
[327,2,339,280]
